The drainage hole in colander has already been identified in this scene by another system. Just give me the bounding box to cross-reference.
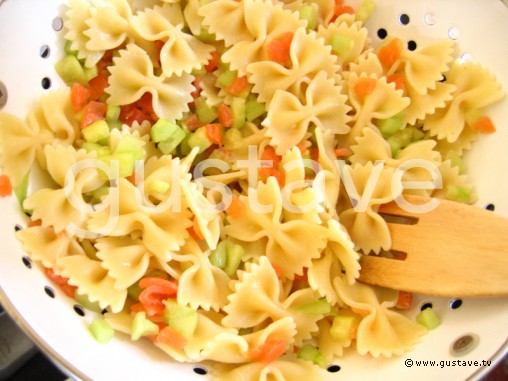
[44,286,55,299]
[41,77,52,90]
[450,333,479,356]
[21,256,32,269]
[193,366,208,375]
[327,364,341,373]
[424,12,436,26]
[485,203,495,211]
[399,14,410,25]
[407,40,417,51]
[73,304,86,317]
[14,224,23,232]
[439,75,447,83]
[448,26,460,40]
[449,298,463,310]
[377,28,388,40]
[52,16,64,32]
[420,302,433,311]
[40,45,51,59]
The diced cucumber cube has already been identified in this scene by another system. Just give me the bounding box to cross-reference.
[223,128,243,150]
[445,185,472,203]
[115,135,145,160]
[292,299,331,314]
[89,318,115,344]
[131,312,160,340]
[217,69,237,88]
[298,4,318,31]
[127,281,142,302]
[14,172,30,208]
[209,240,227,269]
[187,127,212,153]
[102,152,135,178]
[355,0,376,24]
[445,150,467,174]
[195,97,219,124]
[64,40,78,56]
[331,34,354,58]
[54,54,87,85]
[163,300,198,340]
[151,120,186,154]
[82,120,110,143]
[81,142,112,157]
[106,105,121,122]
[416,307,441,329]
[377,113,404,137]
[80,239,98,260]
[149,180,170,194]
[196,28,216,43]
[84,65,99,82]
[330,315,358,342]
[224,241,244,277]
[410,126,425,141]
[297,345,326,368]
[245,96,266,122]
[231,97,246,129]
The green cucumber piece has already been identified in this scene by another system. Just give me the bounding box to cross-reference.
[82,120,110,143]
[415,307,441,329]
[163,300,198,340]
[89,318,115,344]
[195,97,219,124]
[330,315,358,342]
[131,312,160,340]
[297,345,326,368]
[54,54,87,85]
[231,97,246,129]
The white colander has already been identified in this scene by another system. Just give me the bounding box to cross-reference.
[0,0,507,380]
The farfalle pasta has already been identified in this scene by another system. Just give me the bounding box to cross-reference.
[0,0,505,380]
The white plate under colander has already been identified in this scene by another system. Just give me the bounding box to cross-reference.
[0,0,507,380]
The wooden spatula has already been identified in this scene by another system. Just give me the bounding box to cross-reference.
[358,195,508,297]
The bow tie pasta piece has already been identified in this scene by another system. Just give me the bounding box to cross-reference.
[334,278,427,357]
[131,5,214,77]
[95,236,152,291]
[317,14,371,69]
[43,144,96,187]
[16,227,85,269]
[84,0,132,52]
[24,145,104,233]
[177,247,231,311]
[343,73,409,147]
[87,178,193,260]
[199,0,254,46]
[434,126,478,157]
[279,0,335,27]
[423,61,505,142]
[57,254,128,313]
[183,0,204,36]
[224,178,329,279]
[264,71,351,155]
[106,44,194,122]
[350,128,442,196]
[213,359,322,381]
[0,113,39,187]
[348,51,384,78]
[338,162,402,254]
[180,180,221,250]
[63,0,105,67]
[402,81,457,126]
[219,0,306,75]
[247,27,340,104]
[391,39,455,96]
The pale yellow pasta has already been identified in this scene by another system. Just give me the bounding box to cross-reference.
[338,162,402,253]
[63,0,104,67]
[224,178,329,279]
[334,278,427,357]
[85,0,132,52]
[247,27,339,104]
[423,60,505,141]
[106,43,194,122]
[57,254,128,313]
[263,71,350,155]
[15,226,85,269]
[317,14,370,68]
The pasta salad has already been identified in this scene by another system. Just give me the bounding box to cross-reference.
[0,0,504,379]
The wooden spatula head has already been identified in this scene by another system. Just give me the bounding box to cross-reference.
[358,195,508,297]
